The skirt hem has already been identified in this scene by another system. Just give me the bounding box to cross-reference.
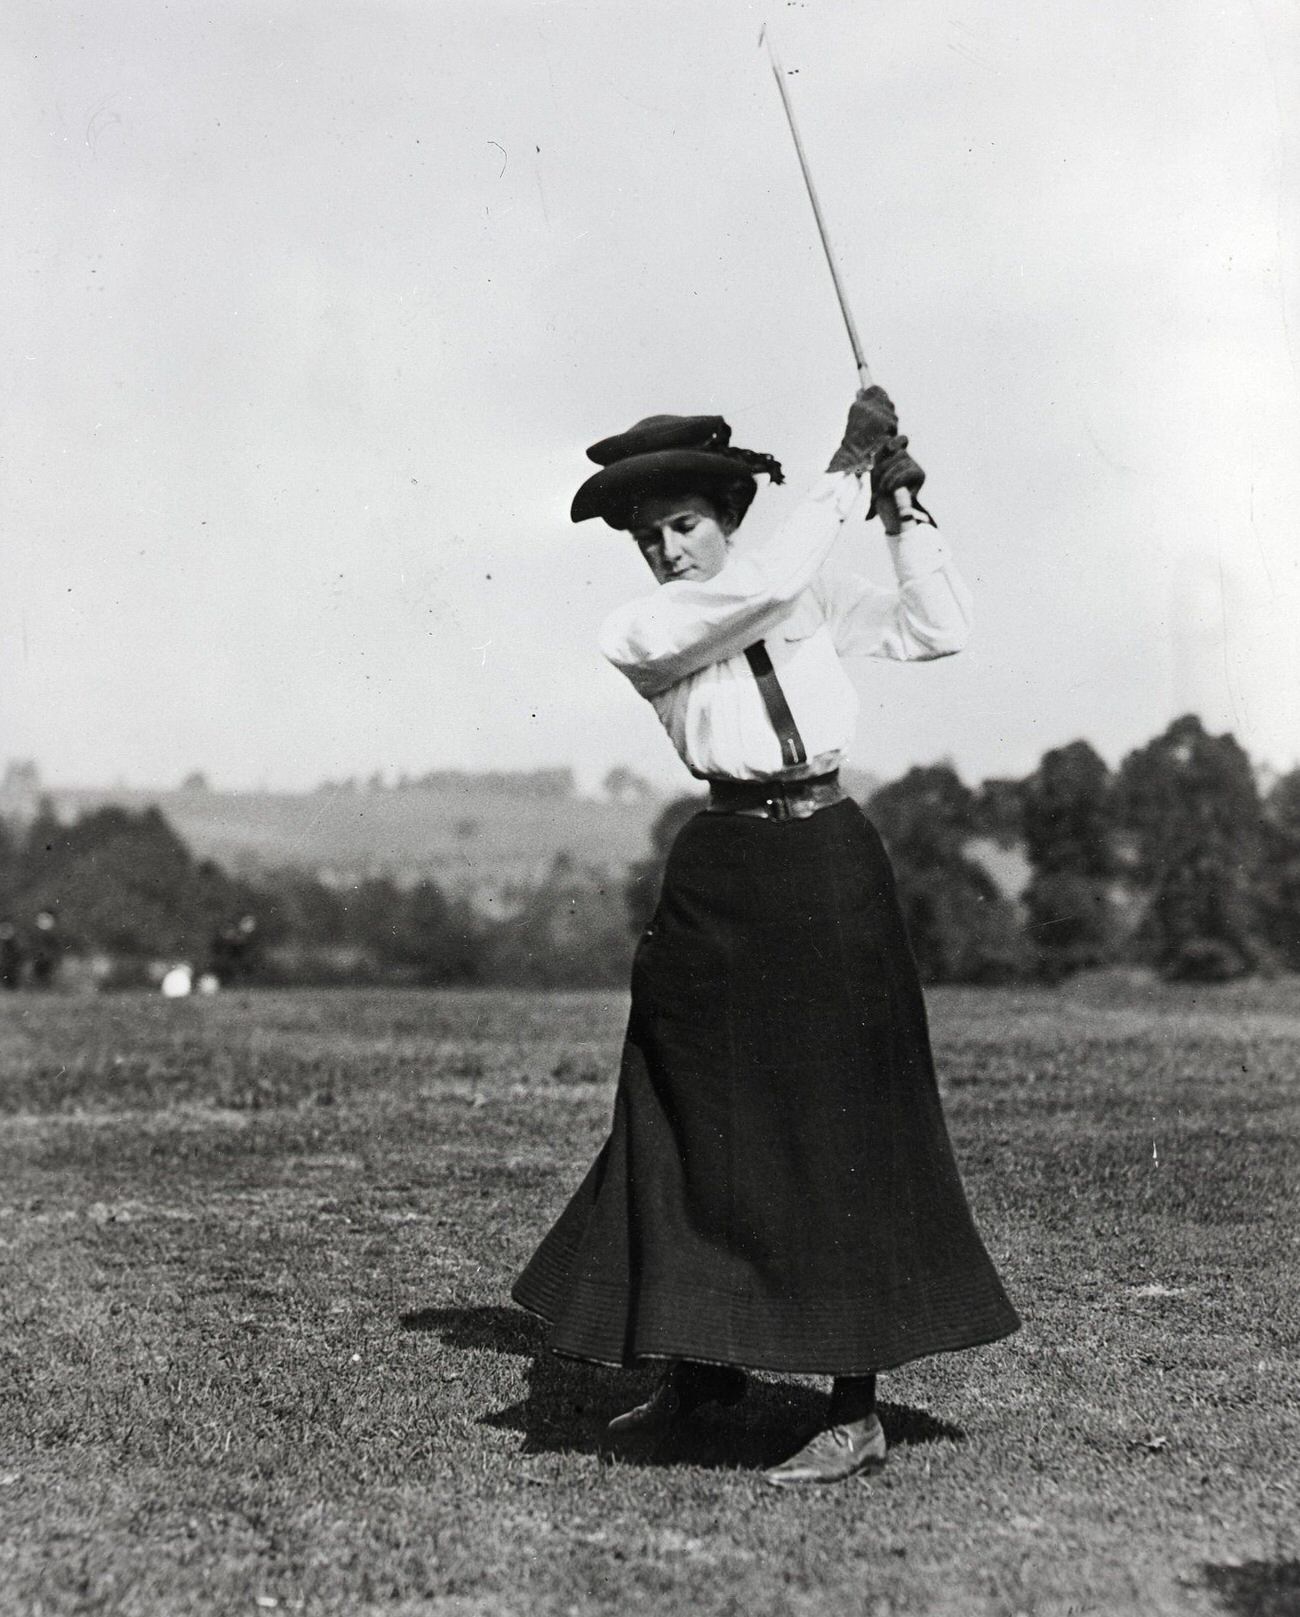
[511,1283,1020,1378]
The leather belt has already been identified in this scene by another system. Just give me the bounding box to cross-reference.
[706,772,846,822]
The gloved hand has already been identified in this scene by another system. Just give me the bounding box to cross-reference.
[868,435,932,532]
[826,385,898,476]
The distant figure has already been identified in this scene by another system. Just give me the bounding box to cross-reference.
[208,914,258,985]
[161,964,193,999]
[29,911,61,989]
[0,922,23,989]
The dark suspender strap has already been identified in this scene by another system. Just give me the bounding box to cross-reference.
[743,641,807,768]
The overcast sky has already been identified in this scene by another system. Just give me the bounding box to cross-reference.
[4,0,1298,794]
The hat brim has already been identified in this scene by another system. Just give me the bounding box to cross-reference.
[570,450,756,526]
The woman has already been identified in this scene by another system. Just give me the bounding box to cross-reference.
[513,386,1019,1484]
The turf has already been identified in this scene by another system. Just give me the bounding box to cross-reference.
[1,979,1297,1616]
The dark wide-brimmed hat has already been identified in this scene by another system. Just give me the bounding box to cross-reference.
[570,414,783,528]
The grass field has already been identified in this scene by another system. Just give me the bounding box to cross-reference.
[1,979,1298,1617]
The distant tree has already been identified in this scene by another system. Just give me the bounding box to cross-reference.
[869,765,973,868]
[489,852,633,987]
[624,794,705,937]
[0,814,18,903]
[380,881,480,984]
[0,816,20,983]
[868,766,1028,983]
[1020,741,1119,978]
[1022,742,1114,877]
[971,777,1025,847]
[1115,715,1266,980]
[342,875,398,945]
[1267,767,1300,841]
[243,868,481,984]
[525,769,577,800]
[603,766,655,805]
[421,768,577,800]
[11,804,249,959]
[242,869,357,983]
[0,918,21,988]
[1256,767,1300,969]
[180,771,210,791]
[255,869,351,947]
[23,797,66,868]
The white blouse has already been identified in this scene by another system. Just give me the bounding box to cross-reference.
[597,470,973,782]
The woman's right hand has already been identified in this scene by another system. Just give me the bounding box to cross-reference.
[826,386,899,476]
[869,438,931,533]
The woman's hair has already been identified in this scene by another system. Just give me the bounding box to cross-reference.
[709,477,759,533]
[619,474,757,535]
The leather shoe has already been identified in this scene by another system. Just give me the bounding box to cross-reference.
[763,1413,887,1485]
[606,1362,746,1437]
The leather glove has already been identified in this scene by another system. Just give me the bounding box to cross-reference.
[826,385,898,476]
[868,435,932,529]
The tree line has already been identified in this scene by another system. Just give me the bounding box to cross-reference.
[868,714,1299,982]
[2,715,1297,991]
[0,802,629,990]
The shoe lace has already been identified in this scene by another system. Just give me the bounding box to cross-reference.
[826,1418,882,1453]
[808,1425,854,1455]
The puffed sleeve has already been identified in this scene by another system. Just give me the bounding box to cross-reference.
[819,523,973,660]
[599,472,862,697]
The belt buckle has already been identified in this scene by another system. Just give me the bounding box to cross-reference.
[764,786,793,822]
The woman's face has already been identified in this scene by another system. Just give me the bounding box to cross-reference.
[629,493,735,585]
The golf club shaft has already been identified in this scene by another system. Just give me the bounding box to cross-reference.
[760,26,871,388]
[760,28,913,524]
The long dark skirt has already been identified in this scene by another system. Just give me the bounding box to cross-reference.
[512,798,1020,1375]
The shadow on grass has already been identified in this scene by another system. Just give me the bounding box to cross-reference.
[400,1304,965,1472]
[1203,1560,1300,1617]
[401,1303,545,1357]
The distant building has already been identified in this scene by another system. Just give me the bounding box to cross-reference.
[0,761,42,822]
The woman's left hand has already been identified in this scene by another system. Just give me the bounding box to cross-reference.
[826,386,899,476]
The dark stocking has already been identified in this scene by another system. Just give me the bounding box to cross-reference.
[672,1360,746,1411]
[828,1374,877,1424]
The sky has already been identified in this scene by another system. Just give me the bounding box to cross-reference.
[4,0,1298,795]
